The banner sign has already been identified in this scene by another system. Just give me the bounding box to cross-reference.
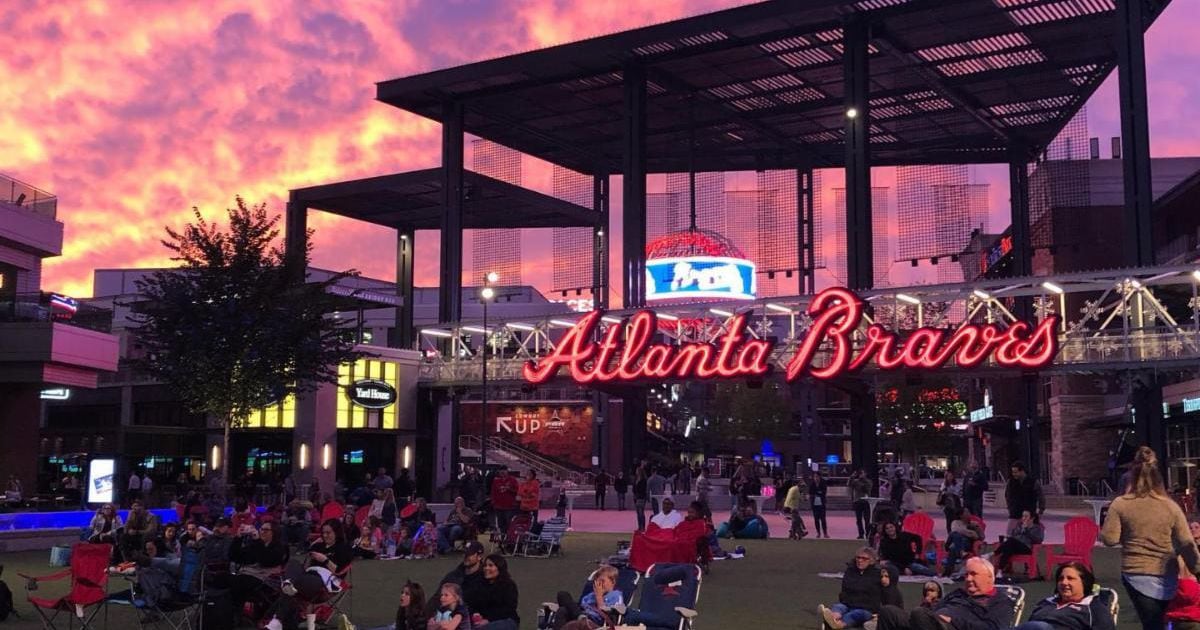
[645,256,756,301]
[523,287,1059,384]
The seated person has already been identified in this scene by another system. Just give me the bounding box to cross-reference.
[201,518,236,585]
[942,507,985,577]
[393,580,430,630]
[437,497,475,554]
[552,564,625,630]
[158,522,182,560]
[1015,561,1115,630]
[465,554,519,630]
[878,521,936,577]
[401,497,437,535]
[270,520,353,629]
[1167,519,1200,629]
[87,503,122,544]
[649,497,683,530]
[354,516,384,559]
[282,500,313,546]
[819,547,883,629]
[429,582,471,630]
[229,521,289,619]
[717,502,769,539]
[876,557,1014,630]
[341,511,362,545]
[880,562,903,609]
[121,500,159,561]
[919,581,943,610]
[231,497,257,532]
[994,510,1044,578]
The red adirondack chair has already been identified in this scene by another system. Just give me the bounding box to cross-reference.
[1044,516,1100,573]
[354,505,370,529]
[903,511,945,566]
[21,542,112,629]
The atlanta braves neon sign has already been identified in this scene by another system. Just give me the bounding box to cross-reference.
[521,287,1059,384]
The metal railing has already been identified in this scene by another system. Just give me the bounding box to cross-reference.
[1,173,56,219]
[415,263,1200,385]
[0,293,112,333]
[458,435,587,484]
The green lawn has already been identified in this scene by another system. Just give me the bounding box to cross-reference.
[0,535,1145,628]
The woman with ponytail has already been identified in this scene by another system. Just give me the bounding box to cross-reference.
[1101,446,1200,629]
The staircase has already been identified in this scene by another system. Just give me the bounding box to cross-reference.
[458,435,589,485]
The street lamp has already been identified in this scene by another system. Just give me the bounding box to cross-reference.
[480,272,498,467]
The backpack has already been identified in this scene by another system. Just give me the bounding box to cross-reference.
[0,564,14,621]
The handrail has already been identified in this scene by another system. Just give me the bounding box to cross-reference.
[458,435,586,484]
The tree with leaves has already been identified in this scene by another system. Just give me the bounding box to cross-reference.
[132,197,363,482]
[700,381,794,444]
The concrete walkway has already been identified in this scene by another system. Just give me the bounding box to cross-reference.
[551,504,1096,545]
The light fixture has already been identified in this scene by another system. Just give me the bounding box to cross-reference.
[709,308,734,317]
[485,271,500,283]
[597,229,604,237]
[421,329,453,338]
[322,443,332,470]
[550,319,577,328]
[299,444,310,470]
[461,325,490,334]
[1193,270,1200,282]
[601,315,622,324]
[765,303,792,314]
[1129,278,1142,289]
[896,293,920,305]
[481,286,495,300]
[506,322,536,331]
[403,445,411,469]
[972,290,991,300]
[846,107,859,119]
[1041,281,1064,294]
[210,445,221,472]
[400,234,408,240]
[655,312,679,321]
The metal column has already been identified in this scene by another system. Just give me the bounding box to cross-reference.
[1115,0,1155,266]
[392,228,415,349]
[798,169,816,295]
[440,102,465,324]
[593,174,610,311]
[284,195,307,283]
[1132,373,1166,468]
[622,64,648,309]
[1008,155,1033,278]
[850,385,879,482]
[1021,375,1042,482]
[843,16,873,291]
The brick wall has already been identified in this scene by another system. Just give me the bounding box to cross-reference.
[1049,394,1119,493]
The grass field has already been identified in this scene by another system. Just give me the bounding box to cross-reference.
[0,534,1146,628]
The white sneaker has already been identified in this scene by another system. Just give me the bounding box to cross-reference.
[265,617,283,630]
[281,580,298,597]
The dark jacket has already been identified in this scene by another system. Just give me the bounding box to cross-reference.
[230,536,288,568]
[964,470,988,501]
[1005,476,1045,519]
[809,479,828,509]
[1027,594,1116,630]
[934,588,1017,630]
[381,501,398,528]
[467,577,520,623]
[880,563,904,609]
[838,563,883,613]
[879,531,922,567]
[308,540,353,573]
[440,562,487,593]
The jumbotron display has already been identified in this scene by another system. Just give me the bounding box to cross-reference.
[644,230,757,302]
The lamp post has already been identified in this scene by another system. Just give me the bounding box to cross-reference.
[480,272,498,468]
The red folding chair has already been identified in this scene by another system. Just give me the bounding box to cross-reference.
[353,505,370,529]
[1045,517,1100,573]
[306,563,353,628]
[490,514,532,555]
[20,543,112,630]
[1007,544,1044,580]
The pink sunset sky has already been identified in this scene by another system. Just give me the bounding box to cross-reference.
[4,1,1200,300]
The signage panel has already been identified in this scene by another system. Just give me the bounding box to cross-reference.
[970,405,994,423]
[88,458,115,505]
[645,256,756,301]
[346,379,397,409]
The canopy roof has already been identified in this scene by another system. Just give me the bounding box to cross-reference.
[377,0,1170,174]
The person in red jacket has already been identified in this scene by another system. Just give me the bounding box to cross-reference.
[490,466,519,535]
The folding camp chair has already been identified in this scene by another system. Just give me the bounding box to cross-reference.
[537,566,639,630]
[109,549,207,630]
[994,585,1026,626]
[308,563,353,628]
[490,513,532,555]
[1096,587,1119,624]
[635,563,702,630]
[21,542,112,630]
[517,516,567,557]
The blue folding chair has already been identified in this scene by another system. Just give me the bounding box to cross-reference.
[537,566,640,629]
[632,563,702,630]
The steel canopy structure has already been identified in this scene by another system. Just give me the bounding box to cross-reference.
[376,0,1168,172]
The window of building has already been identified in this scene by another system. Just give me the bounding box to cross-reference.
[336,359,399,429]
[242,394,296,429]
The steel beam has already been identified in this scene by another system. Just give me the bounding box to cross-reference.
[622,64,648,308]
[1132,372,1166,470]
[1116,0,1155,266]
[799,169,816,295]
[850,384,879,481]
[844,16,873,291]
[1009,154,1033,278]
[594,174,610,311]
[440,102,465,324]
[393,228,415,349]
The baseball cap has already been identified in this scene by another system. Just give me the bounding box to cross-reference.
[463,541,485,556]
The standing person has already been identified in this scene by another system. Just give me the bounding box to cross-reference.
[374,467,394,491]
[612,472,629,511]
[1005,461,1045,535]
[593,470,608,511]
[889,468,906,507]
[938,470,963,535]
[849,469,872,540]
[128,469,142,505]
[141,472,154,506]
[695,468,711,505]
[517,470,541,522]
[809,471,829,538]
[677,463,692,495]
[646,467,667,516]
[633,467,649,532]
[1102,446,1200,630]
[395,468,414,503]
[962,463,988,521]
[489,467,518,535]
